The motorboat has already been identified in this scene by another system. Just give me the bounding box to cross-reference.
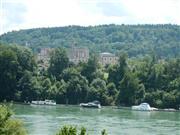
[132,103,157,111]
[80,101,101,108]
[44,100,56,105]
[31,100,56,106]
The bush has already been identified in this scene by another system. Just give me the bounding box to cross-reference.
[0,104,27,135]
[56,125,108,135]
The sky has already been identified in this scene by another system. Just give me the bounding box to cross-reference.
[0,0,180,35]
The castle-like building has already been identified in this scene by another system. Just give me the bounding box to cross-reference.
[37,48,52,69]
[68,47,89,64]
[99,52,118,66]
[37,48,51,61]
[37,47,118,67]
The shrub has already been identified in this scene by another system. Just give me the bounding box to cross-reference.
[0,104,27,135]
[56,125,108,135]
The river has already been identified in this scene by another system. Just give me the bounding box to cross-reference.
[12,104,180,135]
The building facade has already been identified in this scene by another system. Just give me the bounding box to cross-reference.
[37,48,52,69]
[68,47,89,64]
[99,52,118,66]
[37,48,52,61]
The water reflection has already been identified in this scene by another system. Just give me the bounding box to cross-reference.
[131,110,152,119]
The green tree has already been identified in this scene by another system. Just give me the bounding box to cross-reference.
[107,82,118,97]
[17,71,41,102]
[48,48,69,79]
[162,92,176,108]
[88,78,110,105]
[108,53,128,87]
[10,45,36,73]
[41,78,52,100]
[62,68,89,104]
[117,72,145,106]
[0,48,19,101]
[66,75,89,104]
[81,55,99,83]
[55,80,67,104]
[0,44,37,102]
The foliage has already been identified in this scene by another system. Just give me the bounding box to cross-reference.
[108,53,128,86]
[0,44,36,101]
[17,71,41,101]
[0,43,180,109]
[117,72,145,105]
[48,47,69,79]
[0,104,27,135]
[88,78,109,105]
[81,55,99,83]
[1,24,180,58]
[65,70,89,104]
[56,125,108,135]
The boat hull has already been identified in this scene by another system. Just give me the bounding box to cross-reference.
[31,100,56,106]
[80,103,101,109]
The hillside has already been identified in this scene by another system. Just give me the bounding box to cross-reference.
[0,24,180,58]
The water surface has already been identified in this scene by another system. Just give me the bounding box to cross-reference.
[13,104,180,135]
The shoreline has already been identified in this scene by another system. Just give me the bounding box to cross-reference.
[116,106,180,112]
[4,101,179,112]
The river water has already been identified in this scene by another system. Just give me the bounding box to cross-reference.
[12,104,180,135]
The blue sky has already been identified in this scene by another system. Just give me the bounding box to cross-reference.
[0,0,180,34]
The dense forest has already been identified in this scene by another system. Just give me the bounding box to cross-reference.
[0,24,180,58]
[0,44,179,109]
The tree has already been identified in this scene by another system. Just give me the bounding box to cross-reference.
[48,48,69,79]
[10,45,36,73]
[62,68,89,104]
[117,72,145,106]
[0,48,19,101]
[0,44,37,102]
[0,105,27,135]
[66,75,89,104]
[107,82,118,98]
[162,92,176,108]
[88,78,110,105]
[108,53,128,87]
[17,71,41,102]
[41,78,52,100]
[81,55,99,83]
[61,67,79,82]
[55,80,67,104]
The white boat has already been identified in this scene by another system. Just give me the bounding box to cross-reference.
[80,101,101,108]
[31,100,56,106]
[132,103,157,111]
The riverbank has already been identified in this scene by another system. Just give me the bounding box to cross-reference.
[116,106,180,112]
[3,101,179,113]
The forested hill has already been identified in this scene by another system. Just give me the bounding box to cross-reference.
[0,24,180,58]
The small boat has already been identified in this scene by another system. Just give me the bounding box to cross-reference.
[132,103,157,111]
[80,101,101,108]
[31,100,56,106]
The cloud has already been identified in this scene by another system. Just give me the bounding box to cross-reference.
[3,2,26,24]
[0,0,27,34]
[0,0,180,35]
[122,0,180,24]
[96,1,129,17]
